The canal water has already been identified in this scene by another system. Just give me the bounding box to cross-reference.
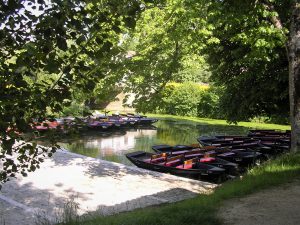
[59,119,250,166]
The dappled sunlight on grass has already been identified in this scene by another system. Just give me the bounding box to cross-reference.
[261,163,300,173]
[147,114,290,130]
[213,153,300,200]
[249,153,300,175]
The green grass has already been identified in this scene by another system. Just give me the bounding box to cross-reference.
[146,113,290,131]
[62,153,300,225]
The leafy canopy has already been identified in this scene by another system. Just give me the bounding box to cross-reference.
[120,0,212,109]
[205,0,291,122]
[0,0,151,184]
[121,0,290,123]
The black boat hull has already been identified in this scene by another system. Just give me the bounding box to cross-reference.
[152,144,194,153]
[126,151,226,182]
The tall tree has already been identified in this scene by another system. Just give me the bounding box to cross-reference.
[204,0,299,151]
[120,0,211,112]
[205,0,290,122]
[121,0,299,151]
[288,1,300,152]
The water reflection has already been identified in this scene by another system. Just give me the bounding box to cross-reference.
[59,120,249,165]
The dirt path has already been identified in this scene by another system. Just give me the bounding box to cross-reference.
[219,179,300,225]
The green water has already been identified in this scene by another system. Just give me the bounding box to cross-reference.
[59,119,249,165]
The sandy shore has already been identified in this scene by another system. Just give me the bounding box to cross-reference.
[0,149,216,225]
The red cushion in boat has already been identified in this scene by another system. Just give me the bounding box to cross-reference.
[184,164,193,169]
[35,126,48,130]
[176,164,193,169]
[200,157,215,163]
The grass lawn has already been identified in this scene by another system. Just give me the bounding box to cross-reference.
[63,152,300,225]
[146,113,290,131]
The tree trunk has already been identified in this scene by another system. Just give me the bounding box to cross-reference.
[288,2,300,152]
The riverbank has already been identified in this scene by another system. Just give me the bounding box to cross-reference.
[0,150,215,225]
[146,114,290,130]
[63,152,300,225]
[2,115,295,225]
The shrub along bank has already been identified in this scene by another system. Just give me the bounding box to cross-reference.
[139,82,223,119]
[134,82,289,125]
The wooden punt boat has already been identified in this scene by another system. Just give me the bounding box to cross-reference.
[157,145,262,166]
[205,149,262,166]
[172,150,238,174]
[197,137,272,154]
[87,121,114,130]
[136,117,158,125]
[248,129,291,137]
[33,121,63,132]
[257,139,290,152]
[126,151,227,182]
[197,136,259,147]
[120,114,158,125]
[152,144,195,153]
[198,133,290,155]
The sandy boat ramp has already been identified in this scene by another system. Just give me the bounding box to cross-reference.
[0,150,216,225]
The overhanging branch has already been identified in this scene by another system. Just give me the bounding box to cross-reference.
[260,0,283,30]
[259,0,288,55]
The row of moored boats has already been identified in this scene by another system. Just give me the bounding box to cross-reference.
[33,113,158,132]
[126,129,291,183]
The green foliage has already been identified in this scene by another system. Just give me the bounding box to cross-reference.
[0,0,148,183]
[135,82,225,119]
[0,0,294,183]
[120,0,291,124]
[251,115,290,125]
[61,102,90,117]
[90,76,122,109]
[121,0,211,106]
[137,82,223,118]
[266,115,290,125]
[204,0,291,123]
[162,82,204,116]
[174,55,211,83]
[197,87,224,119]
